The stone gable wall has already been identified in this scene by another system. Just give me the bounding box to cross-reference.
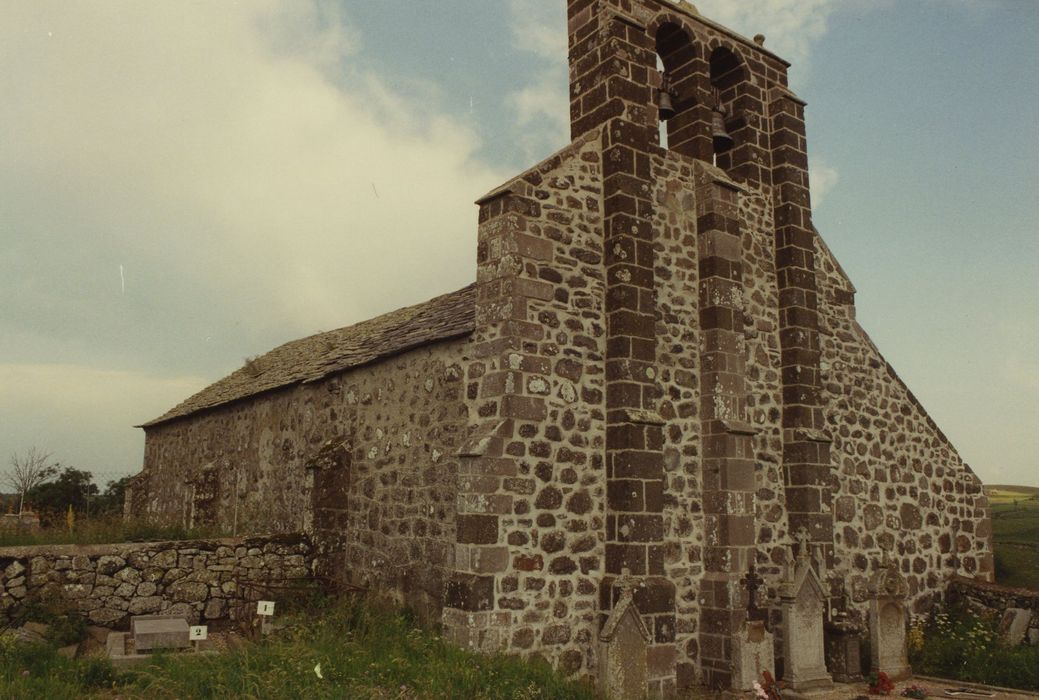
[815,239,994,614]
[134,340,470,618]
[648,137,994,679]
[0,534,312,627]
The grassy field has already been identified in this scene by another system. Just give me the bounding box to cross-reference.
[0,596,598,699]
[985,485,1039,590]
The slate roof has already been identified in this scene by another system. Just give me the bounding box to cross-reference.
[141,284,476,428]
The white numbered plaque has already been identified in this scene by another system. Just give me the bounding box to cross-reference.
[256,600,276,616]
[189,625,208,641]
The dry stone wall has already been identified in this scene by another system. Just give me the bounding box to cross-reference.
[948,575,1039,644]
[0,534,312,627]
[134,342,470,618]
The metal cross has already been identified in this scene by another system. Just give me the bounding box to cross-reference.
[742,564,766,620]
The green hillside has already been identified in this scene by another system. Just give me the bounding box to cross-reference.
[985,485,1039,590]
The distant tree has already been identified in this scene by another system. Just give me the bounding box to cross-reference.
[95,476,132,516]
[26,466,100,522]
[5,447,58,515]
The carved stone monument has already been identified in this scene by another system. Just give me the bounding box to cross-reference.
[733,565,776,691]
[780,529,833,694]
[868,553,912,681]
[824,583,864,683]
[599,570,650,700]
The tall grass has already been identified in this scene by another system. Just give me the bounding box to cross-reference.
[1,596,599,699]
[0,516,224,548]
[0,637,116,700]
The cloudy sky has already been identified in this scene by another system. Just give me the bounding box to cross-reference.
[2,1,1036,488]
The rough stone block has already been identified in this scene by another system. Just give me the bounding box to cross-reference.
[131,615,190,651]
[1000,608,1032,646]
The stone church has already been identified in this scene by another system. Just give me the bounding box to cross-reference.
[127,0,993,694]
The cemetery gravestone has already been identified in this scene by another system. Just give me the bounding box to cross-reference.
[868,554,911,681]
[598,572,650,700]
[780,529,833,694]
[733,565,776,691]
[131,615,190,651]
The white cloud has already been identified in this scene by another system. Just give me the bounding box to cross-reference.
[809,157,840,208]
[506,0,570,161]
[508,0,568,61]
[1,1,509,338]
[1,1,512,476]
[695,0,848,73]
[506,76,571,160]
[0,364,207,475]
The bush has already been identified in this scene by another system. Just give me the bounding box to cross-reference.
[910,605,1039,691]
[7,586,86,647]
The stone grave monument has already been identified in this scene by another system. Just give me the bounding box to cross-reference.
[106,614,194,668]
[598,570,650,700]
[779,528,833,695]
[824,582,864,683]
[868,553,912,681]
[732,564,776,691]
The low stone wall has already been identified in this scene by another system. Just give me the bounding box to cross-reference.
[947,574,1039,643]
[0,533,313,627]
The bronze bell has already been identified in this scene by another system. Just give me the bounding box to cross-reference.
[657,72,676,121]
[711,103,734,152]
[657,88,676,121]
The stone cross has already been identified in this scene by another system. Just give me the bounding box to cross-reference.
[795,526,812,562]
[617,567,637,588]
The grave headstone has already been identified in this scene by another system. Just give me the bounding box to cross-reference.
[779,528,833,693]
[131,615,190,651]
[733,564,776,691]
[598,570,650,700]
[825,614,864,682]
[733,619,775,691]
[868,554,911,681]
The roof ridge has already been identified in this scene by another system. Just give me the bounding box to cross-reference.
[140,283,476,428]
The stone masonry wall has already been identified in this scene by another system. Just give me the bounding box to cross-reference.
[649,133,994,679]
[135,341,470,618]
[815,240,994,615]
[653,151,706,684]
[443,129,608,680]
[0,534,312,627]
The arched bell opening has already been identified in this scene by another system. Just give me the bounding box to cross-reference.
[708,47,746,169]
[654,23,707,160]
